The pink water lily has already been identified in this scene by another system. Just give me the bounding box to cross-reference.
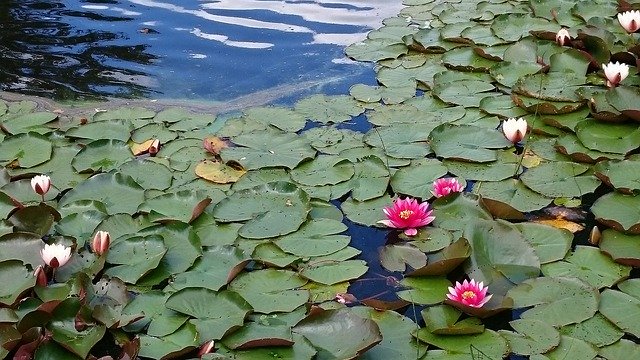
[432,178,464,198]
[555,28,570,46]
[618,10,640,33]
[602,61,629,88]
[447,279,492,308]
[502,117,528,143]
[378,197,435,236]
[31,174,51,201]
[40,243,72,269]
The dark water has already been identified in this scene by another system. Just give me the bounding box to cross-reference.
[0,0,402,102]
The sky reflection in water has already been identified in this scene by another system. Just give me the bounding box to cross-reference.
[0,0,403,102]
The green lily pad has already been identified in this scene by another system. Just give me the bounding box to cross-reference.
[515,223,572,264]
[414,328,508,359]
[595,159,640,193]
[54,211,107,247]
[165,288,251,341]
[592,192,640,234]
[341,194,393,227]
[555,134,625,163]
[599,339,640,359]
[168,245,248,291]
[138,323,199,359]
[520,161,601,198]
[221,129,316,170]
[121,291,188,336]
[475,179,552,213]
[432,193,493,232]
[390,158,448,199]
[0,132,52,168]
[105,235,167,284]
[49,298,106,359]
[242,106,307,132]
[575,119,640,155]
[295,94,363,124]
[221,322,294,350]
[379,244,427,272]
[1,112,57,135]
[397,276,451,305]
[71,139,132,173]
[363,124,432,159]
[345,39,408,62]
[139,190,210,223]
[408,237,471,277]
[600,229,640,267]
[429,124,512,163]
[422,305,484,335]
[507,276,598,327]
[560,313,623,348]
[212,181,310,239]
[59,172,146,215]
[299,259,368,285]
[432,79,495,107]
[542,245,631,289]
[293,308,382,359]
[538,335,598,360]
[606,86,640,122]
[0,260,36,305]
[352,307,427,360]
[290,155,354,186]
[66,119,134,142]
[274,219,349,257]
[499,319,560,356]
[464,219,540,287]
[228,269,308,314]
[330,155,390,201]
[490,61,543,88]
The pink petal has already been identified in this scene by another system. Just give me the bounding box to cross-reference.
[404,228,418,236]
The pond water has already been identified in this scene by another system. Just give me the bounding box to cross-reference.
[0,0,403,102]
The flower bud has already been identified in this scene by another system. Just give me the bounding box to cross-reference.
[92,231,111,256]
[31,175,51,197]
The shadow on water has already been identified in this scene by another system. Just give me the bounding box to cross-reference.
[0,0,158,100]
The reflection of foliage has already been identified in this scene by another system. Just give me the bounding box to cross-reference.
[0,0,157,100]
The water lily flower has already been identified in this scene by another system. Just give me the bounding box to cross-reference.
[40,243,72,268]
[149,139,160,156]
[31,175,51,200]
[34,265,47,286]
[555,28,570,46]
[197,340,215,357]
[432,178,464,198]
[618,10,640,33]
[378,197,435,236]
[502,117,528,143]
[602,61,629,88]
[447,279,492,308]
[91,231,111,256]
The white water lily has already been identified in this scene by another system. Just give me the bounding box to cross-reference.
[618,10,640,33]
[602,61,630,88]
[40,243,72,268]
[502,117,528,144]
[30,174,51,197]
[555,28,570,46]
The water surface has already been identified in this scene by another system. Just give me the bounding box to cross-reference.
[0,0,403,102]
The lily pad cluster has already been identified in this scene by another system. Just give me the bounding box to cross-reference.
[1,0,640,358]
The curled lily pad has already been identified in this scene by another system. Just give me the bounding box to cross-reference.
[592,192,640,234]
[599,229,640,267]
[212,181,310,239]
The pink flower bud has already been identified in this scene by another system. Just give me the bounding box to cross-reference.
[91,231,111,256]
[555,28,570,46]
[34,265,47,286]
[197,340,215,357]
[31,175,51,197]
[149,139,160,156]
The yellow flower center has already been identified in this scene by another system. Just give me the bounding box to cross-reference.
[399,210,414,219]
[461,291,476,300]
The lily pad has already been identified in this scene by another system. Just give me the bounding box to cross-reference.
[575,119,640,155]
[507,276,598,327]
[429,124,512,163]
[592,192,640,234]
[59,172,145,215]
[71,139,132,173]
[498,319,560,356]
[599,229,640,267]
[0,132,52,168]
[212,182,310,239]
[228,269,308,314]
[520,162,600,198]
[105,235,167,284]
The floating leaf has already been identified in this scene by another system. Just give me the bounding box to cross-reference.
[165,288,251,341]
[499,319,560,356]
[71,139,132,173]
[105,235,167,284]
[520,161,600,198]
[429,124,512,163]
[599,229,640,267]
[168,245,248,292]
[575,119,640,155]
[274,219,349,257]
[414,328,508,359]
[0,260,36,305]
[592,192,640,234]
[293,308,382,359]
[228,269,308,314]
[212,182,310,239]
[560,313,623,348]
[300,260,368,285]
[59,172,145,215]
[515,223,572,264]
[290,155,354,186]
[0,132,52,168]
[507,277,598,327]
[541,246,631,289]
[396,276,451,305]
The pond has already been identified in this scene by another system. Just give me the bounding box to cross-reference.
[0,0,402,102]
[1,0,640,359]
